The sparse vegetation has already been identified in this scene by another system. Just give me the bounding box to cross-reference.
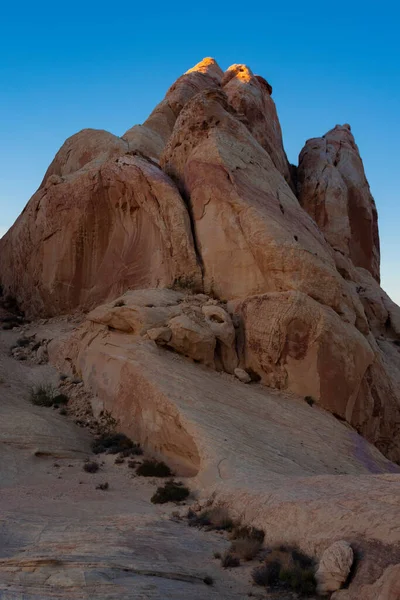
[213,551,221,559]
[115,456,125,464]
[188,506,234,531]
[221,552,240,568]
[97,409,118,434]
[52,393,69,405]
[305,395,315,407]
[230,524,264,543]
[229,537,262,561]
[136,459,172,478]
[16,337,30,347]
[29,383,57,407]
[151,480,190,504]
[91,433,140,455]
[203,576,214,586]
[252,545,316,597]
[83,461,100,473]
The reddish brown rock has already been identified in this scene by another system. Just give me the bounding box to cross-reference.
[222,64,293,187]
[297,124,380,281]
[0,155,201,316]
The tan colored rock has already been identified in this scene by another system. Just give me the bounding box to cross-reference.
[332,564,400,600]
[87,289,183,334]
[234,368,251,383]
[168,313,216,367]
[237,290,400,461]
[201,304,237,373]
[147,326,172,344]
[161,88,365,328]
[237,290,374,409]
[123,58,223,159]
[316,540,353,594]
[0,155,201,316]
[41,128,128,185]
[222,64,293,187]
[298,124,380,281]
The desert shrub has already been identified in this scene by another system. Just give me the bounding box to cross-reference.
[136,459,172,477]
[96,482,109,490]
[203,576,214,586]
[305,395,315,407]
[229,537,262,561]
[97,409,118,434]
[83,461,99,473]
[221,552,240,568]
[231,524,265,543]
[115,456,125,464]
[91,433,138,455]
[252,546,316,597]
[16,337,30,347]
[151,480,190,504]
[52,393,69,405]
[113,299,125,307]
[188,506,234,531]
[29,384,56,407]
[213,551,221,559]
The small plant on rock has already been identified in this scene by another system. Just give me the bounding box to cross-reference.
[136,459,172,477]
[151,480,190,504]
[83,460,99,473]
[188,506,234,531]
[221,552,240,568]
[91,433,138,455]
[30,383,57,407]
[252,545,316,597]
[229,537,262,561]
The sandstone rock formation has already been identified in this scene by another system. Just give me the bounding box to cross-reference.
[86,289,238,373]
[1,59,399,471]
[298,124,380,281]
[316,540,354,595]
[0,155,201,314]
[1,56,400,599]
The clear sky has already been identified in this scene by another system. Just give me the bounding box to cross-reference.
[1,1,399,304]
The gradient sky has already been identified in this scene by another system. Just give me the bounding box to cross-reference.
[1,1,399,303]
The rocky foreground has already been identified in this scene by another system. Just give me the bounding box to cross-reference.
[1,58,400,598]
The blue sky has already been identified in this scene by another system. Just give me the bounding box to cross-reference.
[1,1,399,303]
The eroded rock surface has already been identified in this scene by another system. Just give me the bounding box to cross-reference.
[298,124,380,281]
[0,156,201,315]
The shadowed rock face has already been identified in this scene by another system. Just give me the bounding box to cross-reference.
[297,124,380,282]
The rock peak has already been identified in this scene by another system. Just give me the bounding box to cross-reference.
[185,57,223,81]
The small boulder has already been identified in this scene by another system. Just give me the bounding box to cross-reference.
[234,368,251,384]
[147,326,172,345]
[316,540,353,595]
